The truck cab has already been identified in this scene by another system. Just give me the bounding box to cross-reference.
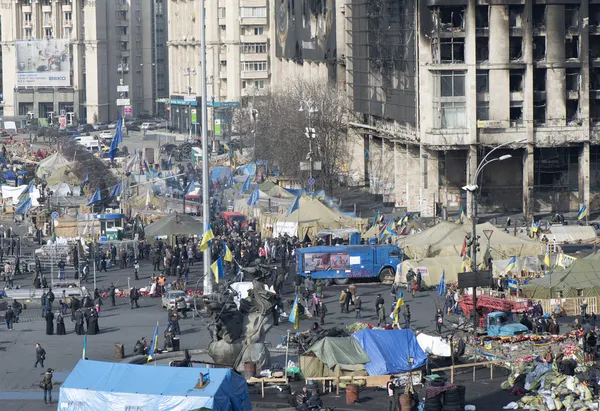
[487,311,530,337]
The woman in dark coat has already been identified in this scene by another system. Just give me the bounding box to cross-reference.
[45,311,54,335]
[74,309,84,335]
[56,312,66,335]
[87,309,99,335]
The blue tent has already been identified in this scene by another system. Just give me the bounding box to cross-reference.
[58,360,252,411]
[210,166,232,182]
[352,329,428,375]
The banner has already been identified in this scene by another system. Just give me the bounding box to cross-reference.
[16,40,71,87]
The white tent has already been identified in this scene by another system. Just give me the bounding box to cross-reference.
[1,185,41,206]
[549,225,597,243]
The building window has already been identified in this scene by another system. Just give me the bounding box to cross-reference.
[254,80,265,89]
[510,70,524,93]
[242,61,267,72]
[509,5,524,28]
[510,101,523,126]
[438,38,464,64]
[566,36,579,59]
[240,7,267,18]
[25,28,33,40]
[242,27,265,36]
[64,12,72,21]
[120,42,128,51]
[242,43,267,54]
[218,7,226,18]
[120,27,128,36]
[45,28,53,38]
[566,69,580,92]
[63,27,72,38]
[434,71,466,129]
[476,102,489,121]
[476,70,489,94]
[533,36,546,61]
[24,13,32,22]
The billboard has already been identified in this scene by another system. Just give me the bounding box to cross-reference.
[16,40,70,87]
[275,0,336,63]
[303,252,350,272]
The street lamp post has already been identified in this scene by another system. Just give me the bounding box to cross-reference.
[299,100,318,194]
[183,68,197,139]
[463,138,526,333]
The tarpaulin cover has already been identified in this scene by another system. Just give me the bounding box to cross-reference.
[58,360,252,411]
[352,329,427,375]
[416,333,452,357]
[144,214,203,238]
[1,185,41,206]
[210,167,232,182]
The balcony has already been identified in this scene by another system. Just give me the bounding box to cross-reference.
[23,21,33,28]
[220,69,227,79]
[120,34,129,42]
[239,17,267,26]
[64,20,72,27]
[43,20,53,28]
[241,70,269,80]
[241,53,268,62]
[116,19,128,27]
[240,34,267,43]
[22,5,32,13]
[62,5,72,12]
[42,5,52,13]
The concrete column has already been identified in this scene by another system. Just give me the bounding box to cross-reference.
[466,145,477,218]
[546,5,566,126]
[488,5,510,126]
[369,137,383,194]
[406,145,421,212]
[465,0,477,143]
[346,129,366,186]
[523,145,534,219]
[579,142,590,211]
[382,140,395,202]
[420,148,439,218]
[523,2,534,138]
[580,0,591,135]
[394,144,408,208]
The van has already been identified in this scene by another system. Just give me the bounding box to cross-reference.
[141,122,151,131]
[75,136,100,151]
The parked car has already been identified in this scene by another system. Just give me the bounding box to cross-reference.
[127,124,141,132]
[161,290,192,310]
[141,122,151,131]
[78,124,95,133]
[98,130,113,139]
[93,123,108,131]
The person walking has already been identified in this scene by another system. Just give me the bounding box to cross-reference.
[378,303,387,327]
[40,368,53,404]
[403,304,411,329]
[355,296,362,319]
[375,294,384,317]
[12,299,22,323]
[130,286,140,309]
[45,310,54,335]
[34,343,46,368]
[4,305,14,330]
[386,376,398,411]
[317,301,328,326]
[109,283,116,307]
[435,308,444,334]
[339,290,348,313]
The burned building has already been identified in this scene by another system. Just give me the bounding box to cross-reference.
[347,1,600,218]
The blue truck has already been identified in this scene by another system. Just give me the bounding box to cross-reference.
[296,244,403,284]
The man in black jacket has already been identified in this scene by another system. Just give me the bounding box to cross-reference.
[34,343,46,368]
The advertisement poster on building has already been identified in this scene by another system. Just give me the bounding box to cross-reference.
[16,40,71,87]
[59,116,67,130]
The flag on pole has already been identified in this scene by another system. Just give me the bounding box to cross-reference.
[211,257,224,283]
[239,176,251,195]
[371,211,380,228]
[504,256,517,274]
[286,195,301,216]
[288,294,299,329]
[167,155,172,169]
[82,335,87,360]
[81,172,89,189]
[400,212,409,227]
[247,187,260,206]
[456,206,465,224]
[544,243,551,268]
[15,197,32,214]
[229,174,234,188]
[577,205,588,220]
[460,236,467,257]
[87,188,101,206]
[200,223,214,252]
[109,181,123,200]
[108,116,123,161]
[185,178,195,195]
[18,180,35,201]
[223,242,233,262]
[147,321,159,362]
[437,270,446,296]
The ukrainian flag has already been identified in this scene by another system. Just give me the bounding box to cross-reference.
[456,206,465,224]
[224,143,230,151]
[223,242,233,262]
[504,256,517,274]
[393,294,404,325]
[211,257,224,284]
[288,294,299,329]
[544,244,551,268]
[577,205,588,221]
[200,223,214,252]
[147,321,159,362]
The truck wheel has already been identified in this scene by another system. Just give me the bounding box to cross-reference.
[334,278,349,285]
[379,268,394,283]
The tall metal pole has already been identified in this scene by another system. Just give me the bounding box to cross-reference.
[200,0,213,294]
[471,191,478,333]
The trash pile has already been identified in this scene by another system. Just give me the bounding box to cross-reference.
[501,344,599,410]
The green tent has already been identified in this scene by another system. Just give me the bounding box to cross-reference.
[300,337,370,379]
[520,253,600,299]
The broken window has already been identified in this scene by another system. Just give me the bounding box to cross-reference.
[565,6,579,30]
[510,70,524,93]
[435,71,467,129]
[440,38,465,63]
[590,5,600,27]
[591,100,600,123]
[510,101,523,125]
[509,5,524,29]
[534,102,546,126]
[566,100,579,123]
[476,70,489,94]
[533,68,546,92]
[476,5,489,28]
[533,36,546,61]
[509,37,523,61]
[476,37,489,62]
[566,69,580,93]
[532,5,546,29]
[477,101,489,121]
[565,35,579,59]
[590,41,600,60]
[433,6,465,32]
[591,69,600,91]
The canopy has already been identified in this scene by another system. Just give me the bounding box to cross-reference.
[58,360,251,411]
[50,182,73,196]
[144,213,203,238]
[300,337,370,379]
[258,182,295,199]
[399,221,542,260]
[549,225,597,243]
[352,329,427,375]
[396,256,465,286]
[1,185,41,206]
[520,252,600,299]
[127,189,166,211]
[36,152,80,185]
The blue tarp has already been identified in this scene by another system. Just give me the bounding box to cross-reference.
[352,329,428,375]
[58,360,252,411]
[211,166,232,182]
[237,162,256,176]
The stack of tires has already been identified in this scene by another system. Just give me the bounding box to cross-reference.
[443,388,461,411]
[424,378,445,411]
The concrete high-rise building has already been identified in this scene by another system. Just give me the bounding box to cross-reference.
[346,1,600,219]
[167,0,271,134]
[0,0,164,124]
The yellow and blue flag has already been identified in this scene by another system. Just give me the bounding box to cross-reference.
[544,244,551,268]
[577,205,588,221]
[81,171,89,189]
[211,257,224,284]
[456,206,465,224]
[82,334,87,360]
[504,256,517,274]
[15,197,32,214]
[247,187,260,206]
[87,188,102,206]
[239,175,252,195]
[223,243,233,262]
[288,294,299,329]
[437,270,446,296]
[286,195,301,217]
[200,223,214,252]
[18,180,34,201]
[400,212,409,226]
[147,321,159,362]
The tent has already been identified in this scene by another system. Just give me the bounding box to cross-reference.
[258,182,295,199]
[36,152,80,185]
[58,360,251,411]
[1,185,41,206]
[352,329,427,376]
[399,221,542,260]
[50,182,73,196]
[549,225,597,243]
[210,167,232,182]
[520,253,600,299]
[396,256,465,286]
[300,337,370,379]
[265,196,367,240]
[144,213,203,238]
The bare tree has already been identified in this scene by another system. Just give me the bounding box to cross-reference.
[234,79,352,194]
